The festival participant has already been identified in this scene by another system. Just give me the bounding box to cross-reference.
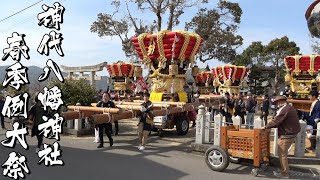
[220,92,234,125]
[137,92,153,150]
[193,91,200,103]
[245,92,255,129]
[300,90,320,151]
[263,95,301,178]
[261,94,270,126]
[28,96,48,153]
[271,93,277,118]
[234,94,245,124]
[96,92,114,148]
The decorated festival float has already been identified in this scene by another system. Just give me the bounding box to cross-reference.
[62,30,222,136]
[194,67,215,94]
[281,54,320,111]
[212,65,249,95]
[195,65,249,107]
[284,55,320,99]
[131,30,203,102]
[130,30,209,135]
[106,61,146,100]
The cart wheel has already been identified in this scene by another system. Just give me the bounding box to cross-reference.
[176,117,189,136]
[260,163,268,171]
[229,156,241,164]
[205,145,230,172]
[251,168,258,177]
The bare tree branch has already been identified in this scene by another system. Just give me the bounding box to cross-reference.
[125,2,140,33]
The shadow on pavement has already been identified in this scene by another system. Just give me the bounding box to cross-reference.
[0,143,188,180]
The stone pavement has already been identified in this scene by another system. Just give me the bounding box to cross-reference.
[0,118,319,180]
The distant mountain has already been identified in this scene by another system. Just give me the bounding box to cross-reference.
[0,65,109,91]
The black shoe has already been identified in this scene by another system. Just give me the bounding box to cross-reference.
[109,138,113,147]
[115,132,118,136]
[97,144,104,148]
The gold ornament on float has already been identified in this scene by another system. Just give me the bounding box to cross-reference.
[169,64,179,75]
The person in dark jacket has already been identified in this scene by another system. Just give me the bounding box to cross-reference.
[28,96,48,153]
[137,92,153,150]
[245,92,255,129]
[220,92,234,125]
[234,94,245,124]
[260,94,270,126]
[96,92,114,148]
[0,95,5,129]
[263,95,301,178]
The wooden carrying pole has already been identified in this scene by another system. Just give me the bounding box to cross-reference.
[67,106,121,114]
[91,102,172,108]
[153,102,200,116]
[62,111,80,120]
[116,104,171,110]
[133,100,187,106]
[199,95,224,99]
[62,111,96,121]
[92,111,134,124]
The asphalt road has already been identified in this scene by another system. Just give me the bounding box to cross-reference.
[0,120,319,180]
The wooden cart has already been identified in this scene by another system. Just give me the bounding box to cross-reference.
[205,125,270,176]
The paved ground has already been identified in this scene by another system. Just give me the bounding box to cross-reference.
[0,119,319,180]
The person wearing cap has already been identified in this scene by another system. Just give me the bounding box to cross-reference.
[300,90,320,151]
[245,92,256,129]
[263,95,301,178]
[137,92,154,150]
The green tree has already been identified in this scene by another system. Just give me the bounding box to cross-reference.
[264,36,300,94]
[234,42,269,95]
[7,86,29,97]
[234,41,267,66]
[185,0,243,63]
[247,66,272,95]
[49,79,96,106]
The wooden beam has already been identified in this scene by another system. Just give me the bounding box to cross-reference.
[227,130,255,138]
[67,106,121,114]
[133,100,187,106]
[91,111,134,124]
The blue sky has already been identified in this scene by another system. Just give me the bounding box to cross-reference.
[0,0,317,76]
